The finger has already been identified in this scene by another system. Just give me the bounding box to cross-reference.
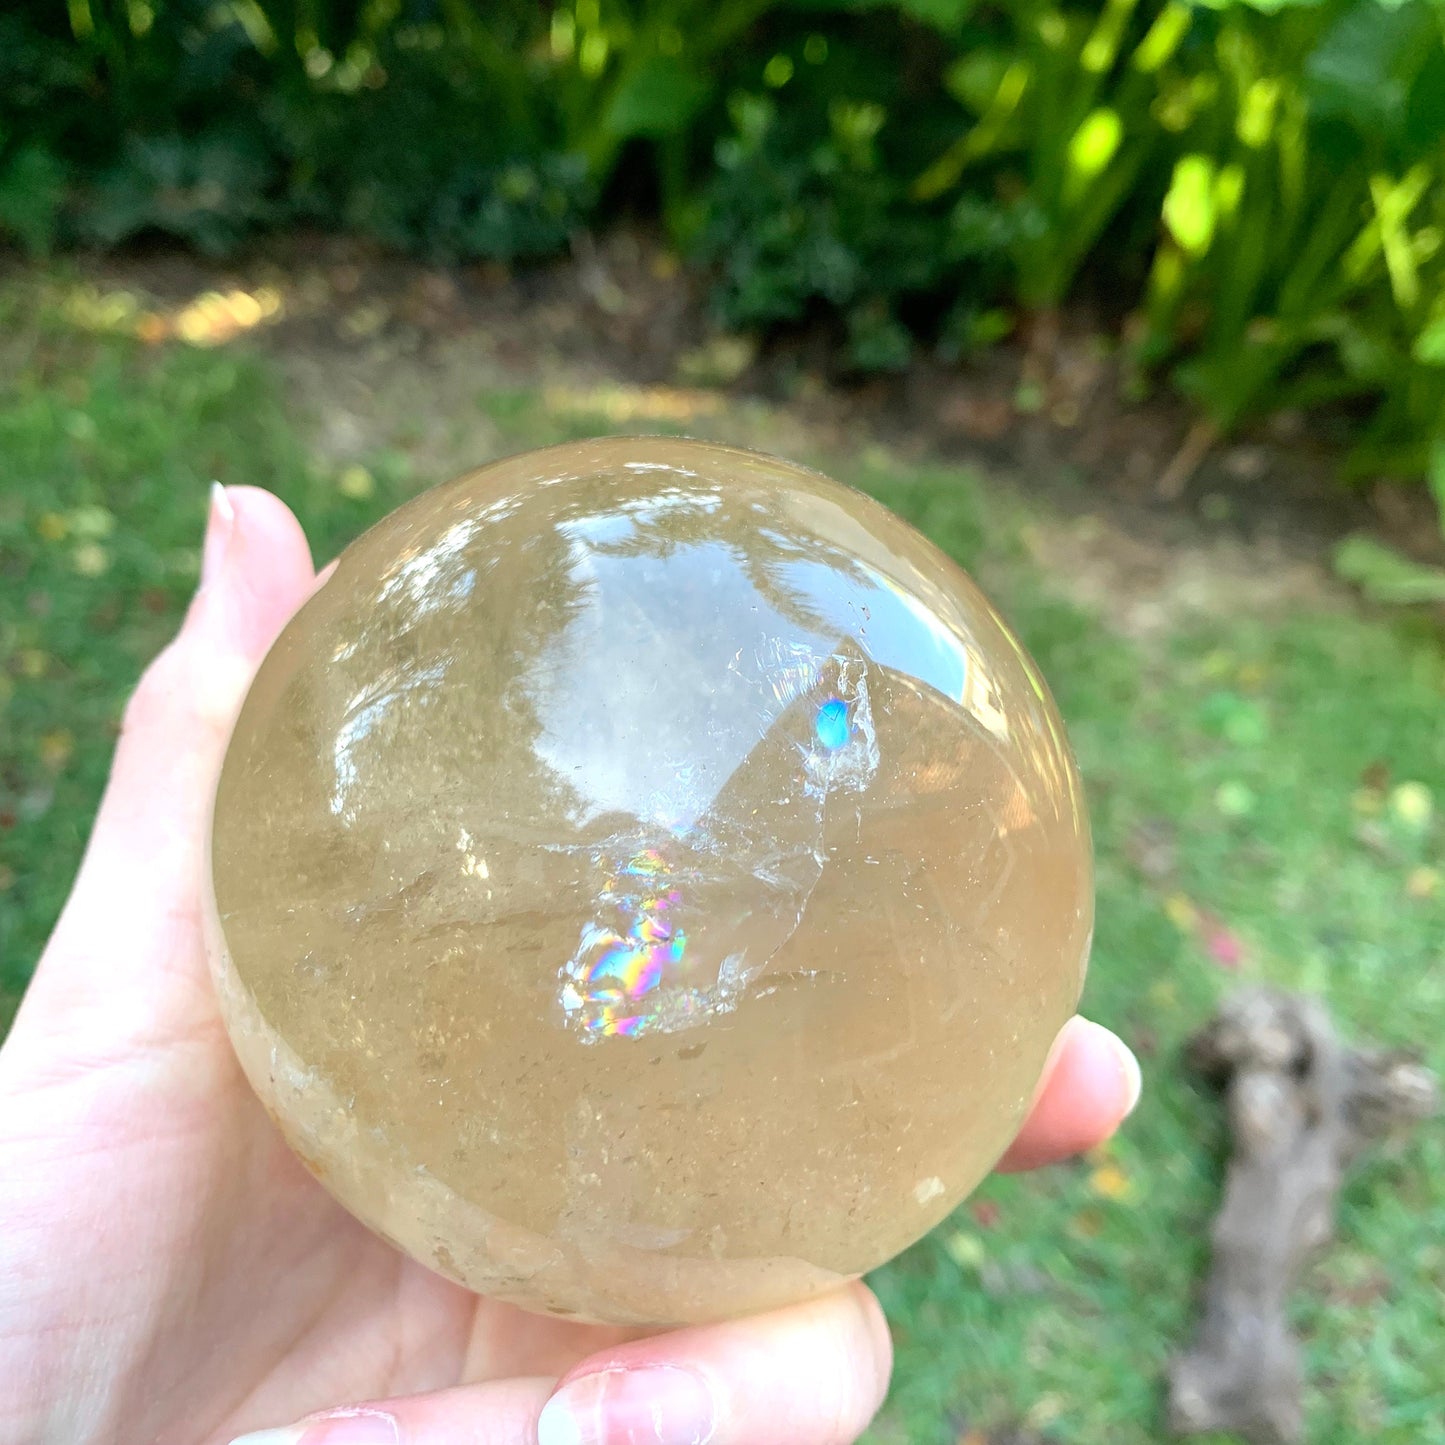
[993,1015,1142,1173]
[225,1284,890,1445]
[17,486,316,1033]
[90,484,315,877]
[537,1282,891,1445]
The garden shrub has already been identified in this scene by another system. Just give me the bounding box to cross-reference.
[2,0,1443,499]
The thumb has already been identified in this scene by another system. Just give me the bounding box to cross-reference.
[11,485,317,1043]
[224,1284,891,1445]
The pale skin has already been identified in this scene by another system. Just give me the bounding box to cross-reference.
[0,487,1142,1445]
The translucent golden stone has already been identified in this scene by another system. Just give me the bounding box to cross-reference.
[206,438,1091,1325]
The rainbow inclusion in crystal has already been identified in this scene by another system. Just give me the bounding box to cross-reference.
[565,849,690,1037]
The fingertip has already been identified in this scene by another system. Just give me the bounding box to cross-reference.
[995,1015,1142,1172]
[851,1279,894,1388]
[1092,1018,1143,1119]
[194,485,316,661]
[201,481,236,585]
[221,485,316,593]
[1051,1016,1142,1120]
[543,1283,892,1445]
[224,485,308,532]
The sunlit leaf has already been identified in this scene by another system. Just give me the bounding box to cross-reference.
[1236,78,1279,149]
[1066,108,1123,193]
[1162,155,1216,257]
[1080,0,1139,76]
[1132,1,1191,74]
[1413,318,1445,366]
[1369,170,1427,310]
[762,53,794,88]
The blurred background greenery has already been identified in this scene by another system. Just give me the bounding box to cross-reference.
[2,2,1444,1442]
[3,0,1445,499]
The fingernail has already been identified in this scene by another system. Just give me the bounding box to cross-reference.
[1106,1027,1143,1118]
[202,482,236,587]
[537,1365,719,1445]
[228,1407,399,1445]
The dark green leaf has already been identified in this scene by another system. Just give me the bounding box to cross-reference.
[603,56,711,141]
[0,144,67,254]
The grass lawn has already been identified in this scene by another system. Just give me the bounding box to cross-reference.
[2,272,1442,1443]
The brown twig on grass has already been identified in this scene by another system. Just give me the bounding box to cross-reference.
[1168,988,1438,1443]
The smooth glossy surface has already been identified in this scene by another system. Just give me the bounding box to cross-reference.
[207,438,1092,1324]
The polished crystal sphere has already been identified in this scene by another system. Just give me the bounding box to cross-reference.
[207,437,1091,1325]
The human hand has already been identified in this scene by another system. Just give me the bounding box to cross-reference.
[0,486,1141,1445]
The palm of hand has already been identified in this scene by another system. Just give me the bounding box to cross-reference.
[9,933,636,1444]
[0,488,1137,1445]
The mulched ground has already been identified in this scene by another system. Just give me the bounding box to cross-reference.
[56,225,1444,582]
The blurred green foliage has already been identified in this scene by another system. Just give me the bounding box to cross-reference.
[3,0,1445,492]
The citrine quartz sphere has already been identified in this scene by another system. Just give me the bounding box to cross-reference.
[207,437,1091,1325]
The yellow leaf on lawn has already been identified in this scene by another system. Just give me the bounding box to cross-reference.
[338,464,376,500]
[39,730,74,771]
[944,1231,985,1270]
[72,542,109,577]
[1406,866,1440,900]
[1089,1162,1136,1202]
[1025,1394,1064,1428]
[1165,892,1199,932]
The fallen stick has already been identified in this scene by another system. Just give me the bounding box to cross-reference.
[1168,987,1438,1443]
